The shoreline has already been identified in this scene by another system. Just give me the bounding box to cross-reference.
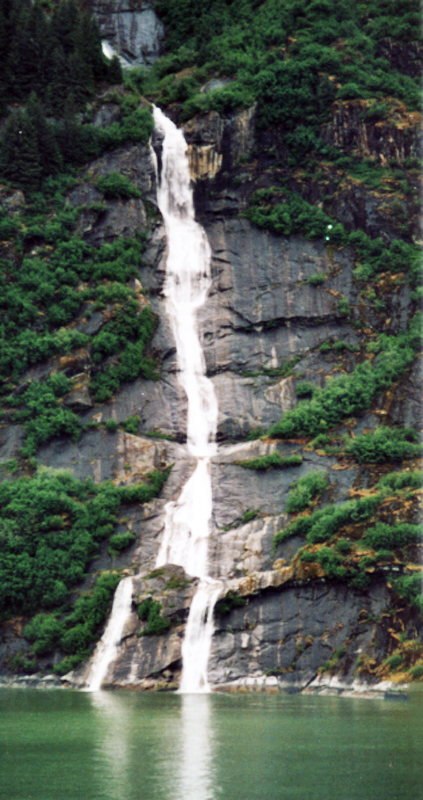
[0,671,410,699]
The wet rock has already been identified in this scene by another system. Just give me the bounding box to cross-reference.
[92,103,122,128]
[105,565,198,687]
[80,143,157,199]
[85,196,149,244]
[208,581,391,688]
[63,373,94,410]
[320,99,421,165]
[184,105,256,177]
[0,424,25,463]
[0,189,25,214]
[90,0,165,66]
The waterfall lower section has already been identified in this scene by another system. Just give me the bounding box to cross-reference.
[153,106,222,693]
[84,577,133,692]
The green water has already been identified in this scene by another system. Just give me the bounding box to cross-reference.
[1,688,422,800]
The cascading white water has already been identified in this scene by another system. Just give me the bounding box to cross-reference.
[153,106,222,693]
[84,577,133,692]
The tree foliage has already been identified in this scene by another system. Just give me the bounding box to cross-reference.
[0,467,169,622]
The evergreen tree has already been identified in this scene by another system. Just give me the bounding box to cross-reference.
[1,109,42,189]
[45,46,68,115]
[67,50,93,106]
[26,92,63,178]
[55,92,82,165]
[5,0,32,99]
[108,55,123,85]
[27,3,52,97]
[50,0,79,56]
[75,12,107,82]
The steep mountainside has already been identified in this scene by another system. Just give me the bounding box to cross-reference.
[0,0,421,693]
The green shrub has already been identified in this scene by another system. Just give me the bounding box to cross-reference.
[286,471,329,514]
[375,549,394,562]
[137,597,171,635]
[53,652,89,675]
[241,509,260,525]
[349,571,371,590]
[108,531,136,553]
[310,434,330,449]
[377,471,423,493]
[295,381,315,398]
[359,555,376,570]
[105,419,119,433]
[391,573,423,612]
[384,653,404,670]
[239,453,302,470]
[10,654,38,674]
[90,306,157,402]
[245,190,334,240]
[301,546,348,580]
[9,376,82,457]
[268,318,420,439]
[121,416,140,435]
[346,427,422,463]
[214,591,247,617]
[96,172,142,200]
[0,468,168,623]
[61,623,92,654]
[24,613,65,656]
[336,538,351,555]
[307,273,326,286]
[274,493,383,550]
[409,664,423,679]
[363,522,421,550]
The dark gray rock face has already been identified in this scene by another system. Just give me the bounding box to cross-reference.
[209,581,390,689]
[89,0,165,66]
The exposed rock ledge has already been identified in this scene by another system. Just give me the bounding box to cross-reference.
[214,675,409,699]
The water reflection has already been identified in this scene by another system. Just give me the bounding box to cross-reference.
[91,690,132,800]
[87,691,217,800]
[175,694,217,800]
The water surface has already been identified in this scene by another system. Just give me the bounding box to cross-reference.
[1,689,422,800]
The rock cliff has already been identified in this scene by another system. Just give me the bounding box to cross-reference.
[0,92,421,694]
[89,0,165,66]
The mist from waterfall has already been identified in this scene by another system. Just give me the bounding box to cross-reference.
[153,106,222,693]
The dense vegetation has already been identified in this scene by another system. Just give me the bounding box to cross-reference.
[0,0,120,113]
[0,466,169,672]
[0,0,155,188]
[147,0,420,136]
[0,0,162,674]
[274,469,422,601]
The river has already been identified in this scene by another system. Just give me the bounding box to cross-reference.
[1,688,422,800]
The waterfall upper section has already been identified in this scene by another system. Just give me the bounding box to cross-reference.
[153,106,218,579]
[152,107,221,692]
[154,108,218,462]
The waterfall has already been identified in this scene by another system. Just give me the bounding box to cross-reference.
[84,577,133,692]
[153,106,222,693]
